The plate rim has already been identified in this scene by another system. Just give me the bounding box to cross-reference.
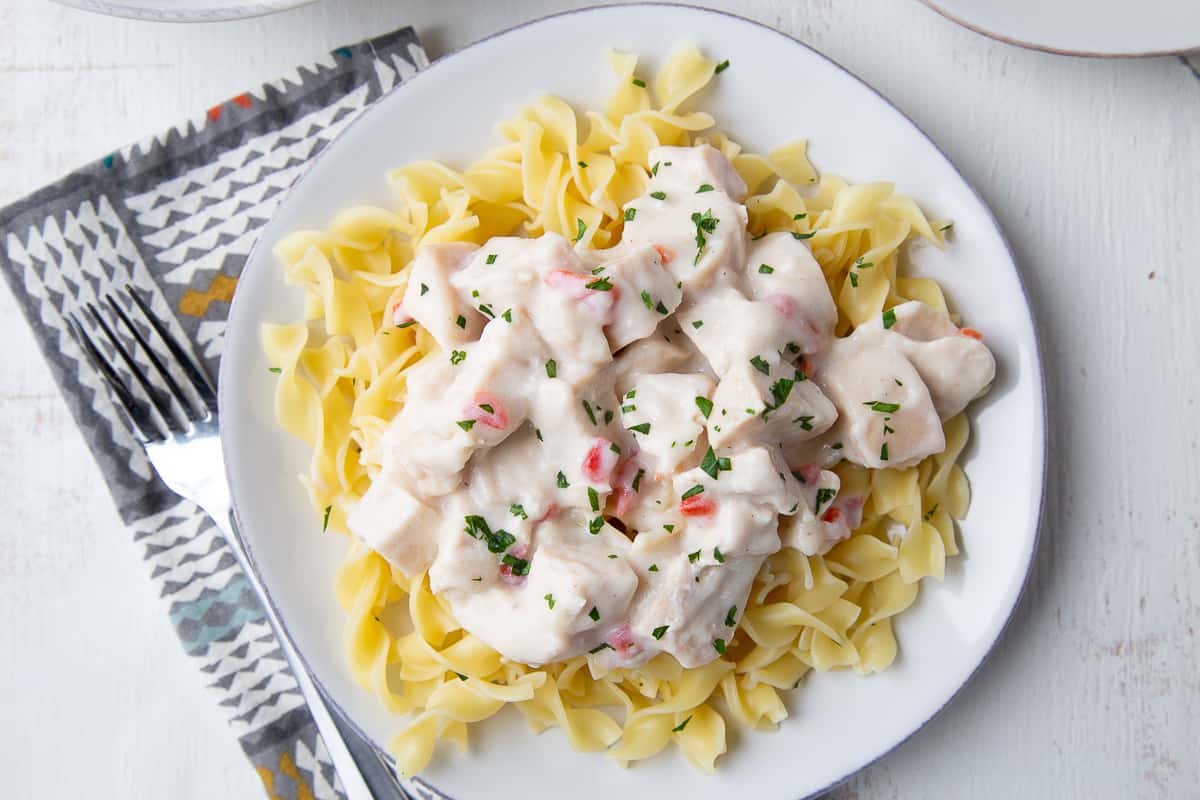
[218,4,1048,797]
[920,0,1200,57]
[50,0,313,22]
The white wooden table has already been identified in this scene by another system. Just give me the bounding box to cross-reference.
[2,1,1197,797]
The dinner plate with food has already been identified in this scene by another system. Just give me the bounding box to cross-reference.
[221,5,1046,798]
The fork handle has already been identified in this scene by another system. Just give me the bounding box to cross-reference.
[209,507,413,800]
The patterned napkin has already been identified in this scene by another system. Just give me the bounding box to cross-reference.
[0,27,427,800]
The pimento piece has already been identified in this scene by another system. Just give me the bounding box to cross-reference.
[463,392,509,430]
[605,623,642,658]
[499,544,529,586]
[820,507,841,523]
[612,459,642,517]
[652,244,675,266]
[582,438,620,484]
[959,327,984,340]
[680,494,716,516]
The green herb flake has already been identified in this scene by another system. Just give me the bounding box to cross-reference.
[588,486,600,512]
[663,524,675,533]
[940,222,954,232]
[795,415,815,431]
[589,642,613,653]
[650,190,667,200]
[652,624,670,640]
[882,308,897,329]
[648,564,659,572]
[924,503,940,521]
[456,420,476,432]
[715,59,731,74]
[545,593,556,609]
[322,505,332,532]
[478,303,495,318]
[681,484,705,501]
[641,290,655,311]
[880,442,890,461]
[450,350,466,365]
[758,263,775,274]
[589,517,604,535]
[621,404,637,413]
[697,183,715,193]
[849,272,859,288]
[456,672,468,681]
[544,359,557,379]
[624,207,637,222]
[692,319,704,329]
[717,456,731,471]
[502,553,530,575]
[794,213,808,220]
[268,367,282,374]
[586,276,613,291]
[628,422,651,435]
[535,427,544,442]
[396,320,418,329]
[632,468,645,492]
[575,218,587,243]
[608,436,618,450]
[556,471,569,488]
[455,315,467,329]
[672,716,692,733]
[713,547,725,563]
[700,447,721,479]
[651,161,661,176]
[792,231,817,240]
[713,638,727,655]
[725,605,737,626]
[695,396,714,418]
[510,503,527,520]
[486,254,498,265]
[632,78,646,88]
[750,355,771,375]
[691,208,718,265]
[655,300,669,315]
[582,399,598,425]
[578,160,588,168]
[589,606,600,622]
[502,308,513,323]
[419,283,429,296]
[864,400,901,413]
[688,549,701,563]
[815,487,836,513]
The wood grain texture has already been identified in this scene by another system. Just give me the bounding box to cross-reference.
[2,1,1197,797]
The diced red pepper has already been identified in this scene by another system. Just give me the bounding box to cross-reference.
[959,327,984,341]
[680,494,716,516]
[605,623,642,657]
[653,244,675,266]
[820,507,841,523]
[582,438,620,484]
[612,459,642,517]
[499,544,529,586]
[463,391,509,430]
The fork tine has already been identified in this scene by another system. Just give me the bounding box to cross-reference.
[106,294,203,422]
[67,315,164,443]
[86,302,184,434]
[124,284,217,413]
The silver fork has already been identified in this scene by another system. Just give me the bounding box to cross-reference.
[67,285,418,800]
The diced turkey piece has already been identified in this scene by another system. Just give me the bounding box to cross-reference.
[450,233,613,385]
[595,244,683,350]
[532,378,623,509]
[742,233,838,355]
[621,148,748,290]
[621,372,715,475]
[400,242,483,348]
[345,480,440,578]
[706,358,837,449]
[427,494,522,591]
[858,301,996,419]
[434,514,639,666]
[383,310,544,496]
[777,468,865,556]
[617,468,683,535]
[607,330,697,396]
[465,424,557,524]
[676,286,803,375]
[646,144,749,200]
[815,335,945,470]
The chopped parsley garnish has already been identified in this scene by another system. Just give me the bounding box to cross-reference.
[589,517,604,535]
[501,308,513,323]
[621,404,636,413]
[651,161,661,176]
[268,367,281,374]
[625,390,636,399]
[940,222,954,232]
[882,308,897,329]
[700,447,720,479]
[396,320,417,328]
[632,468,645,492]
[864,400,901,413]
[690,208,718,265]
[792,231,817,240]
[556,471,569,488]
[463,515,516,553]
[681,484,705,501]
[535,428,544,442]
[815,487,836,513]
[628,422,651,435]
[762,376,794,418]
[589,642,613,653]
[588,486,601,512]
[713,638,727,655]
[758,263,774,274]
[648,564,659,572]
[692,319,704,329]
[478,402,494,414]
[688,549,701,563]
[608,554,617,559]
[322,505,332,531]
[924,503,940,520]
[831,442,843,450]
[588,606,600,621]
[794,213,808,220]
[544,593,556,609]
[655,300,669,315]
[855,258,875,270]
[545,359,557,378]
[750,355,771,375]
[695,396,714,418]
[725,605,737,626]
[795,415,814,431]
[696,183,714,193]
[575,218,587,243]
[510,503,527,520]
[849,272,859,288]
[450,350,466,365]
[456,420,476,432]
[895,378,904,386]
[419,283,429,295]
[632,78,646,88]
[663,524,675,533]
[585,276,613,291]
[455,314,466,329]
[485,253,497,265]
[625,207,637,221]
[582,399,598,425]
[713,547,725,563]
[578,160,588,168]
[456,672,468,681]
[880,442,890,461]
[652,625,669,640]
[650,190,667,200]
[673,716,692,732]
[715,59,731,74]
[478,303,495,318]
[501,553,530,576]
[640,290,654,311]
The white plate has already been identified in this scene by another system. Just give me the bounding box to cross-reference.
[51,0,312,22]
[921,0,1200,56]
[220,5,1046,798]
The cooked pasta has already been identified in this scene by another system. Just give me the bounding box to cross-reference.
[262,45,974,775]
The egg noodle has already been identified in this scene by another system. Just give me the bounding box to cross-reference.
[261,46,971,774]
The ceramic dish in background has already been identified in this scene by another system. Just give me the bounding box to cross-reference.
[51,0,312,22]
[921,0,1200,56]
[220,5,1047,798]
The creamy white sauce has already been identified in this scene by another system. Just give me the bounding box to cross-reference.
[348,145,996,669]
